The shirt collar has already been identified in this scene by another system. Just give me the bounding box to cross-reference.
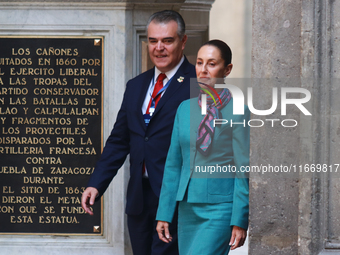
[154,55,185,83]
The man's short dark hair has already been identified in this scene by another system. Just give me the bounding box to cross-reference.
[146,10,186,39]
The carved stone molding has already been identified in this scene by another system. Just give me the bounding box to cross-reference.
[299,0,340,254]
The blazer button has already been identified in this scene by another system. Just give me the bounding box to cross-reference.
[144,137,149,142]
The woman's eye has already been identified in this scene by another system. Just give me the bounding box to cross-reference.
[196,61,202,65]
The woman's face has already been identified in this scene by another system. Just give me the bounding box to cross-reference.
[195,45,232,89]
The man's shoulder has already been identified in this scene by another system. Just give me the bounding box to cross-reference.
[180,57,195,76]
[128,68,154,85]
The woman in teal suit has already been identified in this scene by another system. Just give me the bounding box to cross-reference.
[156,40,249,254]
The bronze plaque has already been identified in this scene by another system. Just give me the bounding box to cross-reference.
[0,37,103,235]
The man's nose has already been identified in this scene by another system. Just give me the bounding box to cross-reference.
[156,41,164,50]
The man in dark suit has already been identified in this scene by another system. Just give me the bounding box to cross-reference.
[81,10,196,255]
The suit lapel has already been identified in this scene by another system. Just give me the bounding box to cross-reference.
[136,69,154,130]
[151,57,190,118]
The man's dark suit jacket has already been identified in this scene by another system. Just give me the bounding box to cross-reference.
[87,57,196,215]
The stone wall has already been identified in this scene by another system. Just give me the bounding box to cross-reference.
[250,0,340,254]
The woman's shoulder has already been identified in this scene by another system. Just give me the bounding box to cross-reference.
[174,98,199,122]
[177,97,197,111]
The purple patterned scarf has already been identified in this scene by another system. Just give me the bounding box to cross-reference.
[197,88,232,156]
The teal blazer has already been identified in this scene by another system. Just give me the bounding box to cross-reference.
[156,97,250,230]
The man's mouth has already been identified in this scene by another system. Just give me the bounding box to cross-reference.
[156,55,167,58]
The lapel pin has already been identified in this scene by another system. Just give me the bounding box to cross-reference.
[177,76,184,83]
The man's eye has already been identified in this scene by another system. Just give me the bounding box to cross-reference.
[209,63,216,66]
[149,40,157,44]
[196,61,202,65]
[163,39,173,44]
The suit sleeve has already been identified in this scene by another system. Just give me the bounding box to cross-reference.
[86,82,131,198]
[156,103,184,223]
[230,105,250,230]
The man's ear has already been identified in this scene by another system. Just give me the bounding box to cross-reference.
[181,35,188,50]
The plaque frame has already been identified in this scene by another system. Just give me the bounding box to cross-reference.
[0,35,104,236]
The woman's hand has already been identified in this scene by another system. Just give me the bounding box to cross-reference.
[156,221,173,243]
[229,225,247,250]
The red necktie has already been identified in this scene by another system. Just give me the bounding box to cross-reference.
[146,73,166,114]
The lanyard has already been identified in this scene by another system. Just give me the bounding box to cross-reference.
[143,76,173,126]
[148,76,173,115]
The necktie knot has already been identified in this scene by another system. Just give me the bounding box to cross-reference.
[157,73,166,82]
[151,73,166,99]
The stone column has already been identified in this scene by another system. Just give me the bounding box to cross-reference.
[250,2,301,254]
[299,0,340,254]
[250,0,340,254]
